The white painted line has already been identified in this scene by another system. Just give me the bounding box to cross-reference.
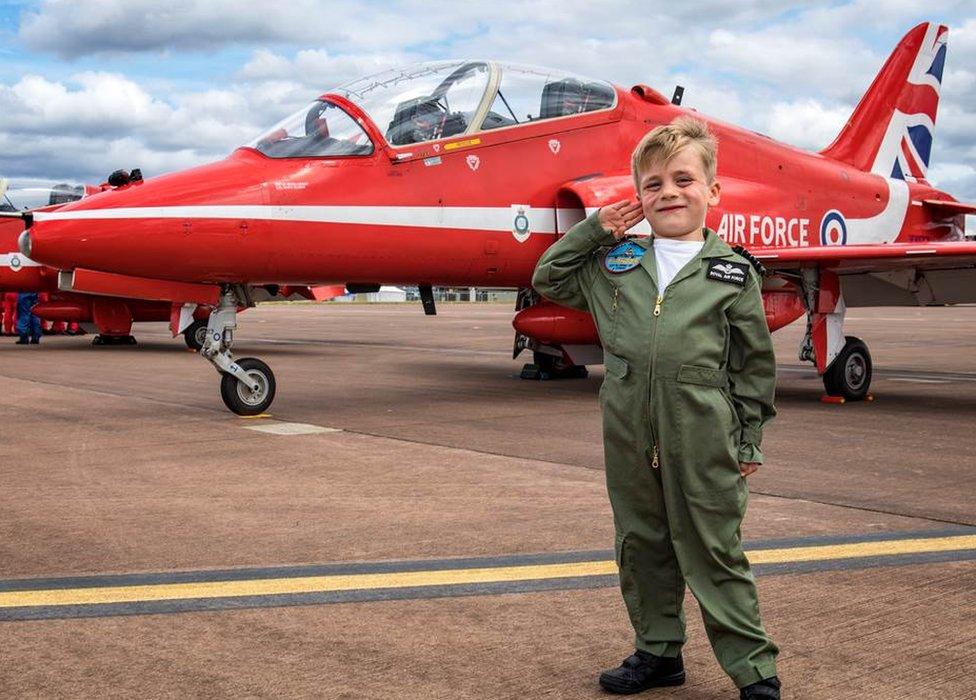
[243,422,342,435]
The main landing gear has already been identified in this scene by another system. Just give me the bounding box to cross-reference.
[183,319,208,352]
[520,349,589,380]
[797,268,873,401]
[512,288,590,380]
[201,285,276,415]
[821,336,872,401]
[92,334,137,346]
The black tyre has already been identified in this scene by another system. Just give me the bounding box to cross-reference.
[533,350,568,373]
[822,336,872,400]
[183,319,208,351]
[220,357,276,415]
[92,334,136,346]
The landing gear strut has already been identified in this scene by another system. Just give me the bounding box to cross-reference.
[797,268,873,401]
[201,285,276,415]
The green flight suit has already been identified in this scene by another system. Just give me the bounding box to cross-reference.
[532,212,778,687]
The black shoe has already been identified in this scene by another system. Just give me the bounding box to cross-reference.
[740,676,781,699]
[599,650,685,694]
[15,336,28,344]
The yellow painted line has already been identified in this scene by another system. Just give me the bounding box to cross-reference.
[746,535,976,564]
[0,561,615,608]
[1,535,973,609]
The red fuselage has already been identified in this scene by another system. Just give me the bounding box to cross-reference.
[22,85,959,293]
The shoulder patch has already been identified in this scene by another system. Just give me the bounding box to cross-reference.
[731,245,766,277]
[706,259,748,286]
[603,241,645,274]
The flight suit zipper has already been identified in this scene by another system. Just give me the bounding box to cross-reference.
[648,288,664,469]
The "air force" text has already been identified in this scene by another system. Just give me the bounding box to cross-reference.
[715,213,811,247]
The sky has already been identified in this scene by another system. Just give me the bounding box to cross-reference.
[0,0,973,204]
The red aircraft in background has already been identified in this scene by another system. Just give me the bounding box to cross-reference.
[10,22,974,415]
[1,184,330,347]
[0,183,217,347]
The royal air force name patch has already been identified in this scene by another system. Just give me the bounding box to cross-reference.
[603,241,645,273]
[706,259,749,286]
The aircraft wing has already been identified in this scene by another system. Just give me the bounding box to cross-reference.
[921,199,976,217]
[755,241,976,274]
[755,240,976,307]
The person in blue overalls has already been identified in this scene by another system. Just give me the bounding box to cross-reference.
[15,292,42,344]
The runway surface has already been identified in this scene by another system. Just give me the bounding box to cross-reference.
[1,303,974,698]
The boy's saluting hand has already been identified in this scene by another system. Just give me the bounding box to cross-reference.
[598,199,645,240]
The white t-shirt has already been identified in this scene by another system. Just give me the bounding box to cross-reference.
[653,237,705,291]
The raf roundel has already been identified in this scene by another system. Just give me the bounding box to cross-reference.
[604,241,645,274]
[820,209,848,246]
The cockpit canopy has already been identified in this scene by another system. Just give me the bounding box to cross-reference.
[247,101,375,158]
[245,60,616,158]
[0,183,85,212]
[335,61,616,147]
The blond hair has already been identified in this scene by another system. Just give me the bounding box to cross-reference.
[631,116,718,192]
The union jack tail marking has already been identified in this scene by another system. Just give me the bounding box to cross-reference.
[821,22,947,182]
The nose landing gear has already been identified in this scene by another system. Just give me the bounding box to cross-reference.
[201,285,276,415]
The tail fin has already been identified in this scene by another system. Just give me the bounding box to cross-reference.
[821,22,947,181]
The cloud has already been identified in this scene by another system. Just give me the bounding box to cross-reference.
[1,0,973,214]
[0,72,262,183]
[762,99,851,151]
[18,0,807,59]
[19,0,346,58]
[706,28,880,102]
[0,72,171,137]
[238,48,415,92]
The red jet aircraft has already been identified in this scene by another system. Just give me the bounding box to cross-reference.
[10,21,975,415]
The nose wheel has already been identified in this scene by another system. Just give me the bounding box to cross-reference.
[201,285,277,416]
[219,357,276,415]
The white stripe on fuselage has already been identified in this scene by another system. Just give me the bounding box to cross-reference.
[32,197,909,247]
[33,205,571,234]
[845,177,910,245]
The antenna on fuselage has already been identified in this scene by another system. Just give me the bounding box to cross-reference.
[671,86,684,105]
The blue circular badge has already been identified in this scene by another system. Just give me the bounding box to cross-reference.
[604,241,645,273]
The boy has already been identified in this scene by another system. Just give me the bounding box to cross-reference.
[532,117,780,699]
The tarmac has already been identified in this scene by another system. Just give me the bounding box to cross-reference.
[0,302,974,699]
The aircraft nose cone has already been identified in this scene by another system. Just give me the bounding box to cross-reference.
[18,229,31,258]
